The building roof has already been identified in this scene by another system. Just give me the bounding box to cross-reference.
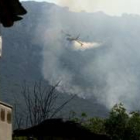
[0,0,27,27]
[0,101,13,109]
[14,119,110,140]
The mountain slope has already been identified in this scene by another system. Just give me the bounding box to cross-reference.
[0,1,108,117]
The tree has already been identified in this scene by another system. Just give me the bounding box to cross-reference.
[14,80,75,129]
[68,111,88,125]
[84,117,106,134]
[67,103,140,140]
[105,103,129,140]
[126,111,140,140]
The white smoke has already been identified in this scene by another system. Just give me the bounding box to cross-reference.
[34,3,140,110]
[57,0,140,16]
[73,41,101,51]
[0,36,2,57]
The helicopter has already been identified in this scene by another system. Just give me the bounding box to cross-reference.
[62,30,84,46]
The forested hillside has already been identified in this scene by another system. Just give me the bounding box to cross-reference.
[0,2,108,118]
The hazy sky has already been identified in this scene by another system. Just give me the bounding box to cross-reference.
[21,0,140,16]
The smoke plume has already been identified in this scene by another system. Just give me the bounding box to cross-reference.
[73,41,101,51]
[35,3,140,110]
[0,36,2,57]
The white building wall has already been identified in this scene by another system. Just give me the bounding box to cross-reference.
[0,103,12,140]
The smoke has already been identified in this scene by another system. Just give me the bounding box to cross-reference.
[35,3,140,110]
[0,36,2,57]
[57,0,140,16]
[73,41,101,51]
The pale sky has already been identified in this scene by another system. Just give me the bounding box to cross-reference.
[21,0,140,16]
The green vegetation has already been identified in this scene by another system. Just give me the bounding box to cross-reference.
[13,137,37,140]
[84,117,106,134]
[13,103,140,140]
[70,103,140,140]
[13,137,27,140]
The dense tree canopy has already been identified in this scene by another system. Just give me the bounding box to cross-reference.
[70,103,140,140]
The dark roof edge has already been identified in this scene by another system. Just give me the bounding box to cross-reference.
[0,101,13,109]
